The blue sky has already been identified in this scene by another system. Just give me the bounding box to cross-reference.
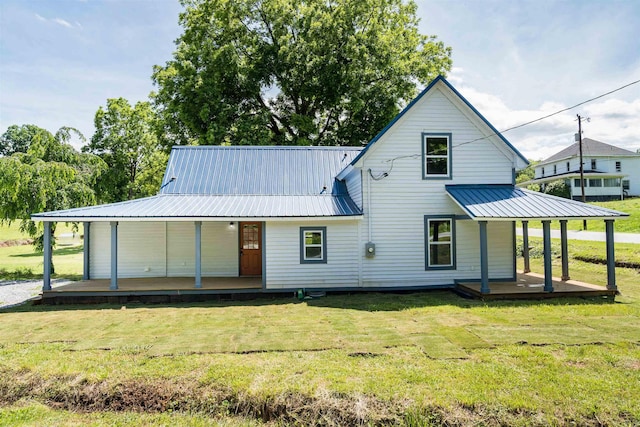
[1,0,639,160]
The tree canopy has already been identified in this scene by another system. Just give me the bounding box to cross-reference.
[84,98,167,203]
[0,124,44,156]
[152,0,452,147]
[0,126,106,250]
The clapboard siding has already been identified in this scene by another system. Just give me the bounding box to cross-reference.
[265,220,359,289]
[344,168,362,210]
[89,222,166,279]
[89,222,110,279]
[201,222,239,277]
[356,85,517,287]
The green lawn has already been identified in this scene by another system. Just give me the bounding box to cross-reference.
[520,197,640,232]
[0,223,83,279]
[1,240,639,425]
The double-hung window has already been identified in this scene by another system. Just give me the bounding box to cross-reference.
[300,227,327,263]
[422,133,451,179]
[425,216,455,269]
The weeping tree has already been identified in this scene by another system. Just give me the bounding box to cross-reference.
[152,0,452,147]
[0,126,106,264]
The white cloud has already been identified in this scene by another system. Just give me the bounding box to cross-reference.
[34,13,80,29]
[53,18,73,28]
[453,76,640,161]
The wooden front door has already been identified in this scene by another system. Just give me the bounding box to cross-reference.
[239,222,262,276]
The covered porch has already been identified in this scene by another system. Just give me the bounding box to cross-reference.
[447,185,629,296]
[456,271,618,300]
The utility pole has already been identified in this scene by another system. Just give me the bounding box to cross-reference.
[576,114,588,230]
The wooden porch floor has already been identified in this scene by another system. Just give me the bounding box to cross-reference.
[44,276,263,295]
[456,271,617,300]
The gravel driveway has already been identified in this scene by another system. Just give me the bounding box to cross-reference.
[0,279,71,309]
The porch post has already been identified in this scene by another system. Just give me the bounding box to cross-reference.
[522,220,530,273]
[560,220,570,281]
[605,220,617,291]
[479,221,490,294]
[542,220,554,292]
[110,221,118,290]
[43,221,52,291]
[83,222,90,280]
[195,221,202,289]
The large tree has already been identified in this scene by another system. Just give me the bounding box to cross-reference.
[84,98,167,202]
[0,126,106,251]
[0,124,44,156]
[152,0,452,146]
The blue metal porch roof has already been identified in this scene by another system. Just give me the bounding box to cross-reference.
[446,185,628,220]
[32,194,362,221]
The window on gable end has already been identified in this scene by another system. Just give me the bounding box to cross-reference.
[591,159,597,170]
[422,133,451,179]
[616,161,621,172]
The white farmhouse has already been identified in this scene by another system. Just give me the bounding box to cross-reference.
[526,138,640,200]
[32,77,628,300]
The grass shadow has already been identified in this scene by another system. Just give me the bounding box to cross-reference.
[11,245,83,258]
[1,288,618,314]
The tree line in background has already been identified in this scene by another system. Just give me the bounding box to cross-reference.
[0,0,452,248]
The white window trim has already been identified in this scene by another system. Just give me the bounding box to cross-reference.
[422,133,452,179]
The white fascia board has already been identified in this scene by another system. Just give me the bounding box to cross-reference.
[336,164,354,181]
[31,215,364,223]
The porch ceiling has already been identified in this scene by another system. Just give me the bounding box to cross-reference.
[446,184,629,221]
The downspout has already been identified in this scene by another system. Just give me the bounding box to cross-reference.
[367,161,372,242]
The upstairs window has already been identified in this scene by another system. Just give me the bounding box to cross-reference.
[553,165,557,174]
[422,133,451,179]
[567,162,570,171]
[616,161,622,172]
[541,167,545,176]
[591,159,597,170]
[300,227,327,264]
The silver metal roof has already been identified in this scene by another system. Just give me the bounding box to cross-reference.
[446,185,628,221]
[160,146,362,195]
[32,194,362,221]
[540,138,639,165]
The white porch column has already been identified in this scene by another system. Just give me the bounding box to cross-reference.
[195,221,202,289]
[43,221,52,291]
[110,221,118,290]
[479,221,490,294]
[560,220,570,281]
[522,220,530,273]
[605,220,617,291]
[83,222,90,280]
[542,220,554,292]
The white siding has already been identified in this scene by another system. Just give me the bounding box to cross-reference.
[89,222,166,279]
[344,168,362,210]
[265,220,359,289]
[90,221,240,279]
[89,222,110,279]
[353,85,517,287]
[201,222,239,277]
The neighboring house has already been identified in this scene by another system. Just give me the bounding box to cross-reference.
[523,138,640,201]
[33,77,627,295]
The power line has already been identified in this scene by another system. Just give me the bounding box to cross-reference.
[455,78,640,148]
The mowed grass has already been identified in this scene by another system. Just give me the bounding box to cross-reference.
[0,240,639,425]
[520,197,640,232]
[0,223,83,279]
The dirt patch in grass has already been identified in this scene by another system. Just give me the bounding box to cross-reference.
[0,239,33,248]
[1,368,635,426]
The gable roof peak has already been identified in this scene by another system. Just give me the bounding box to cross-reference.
[350,76,528,166]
